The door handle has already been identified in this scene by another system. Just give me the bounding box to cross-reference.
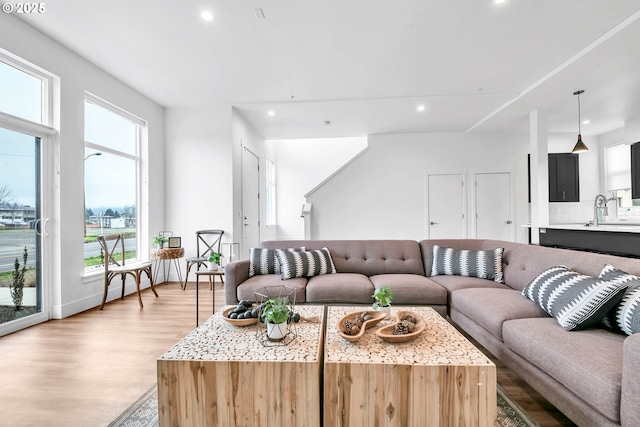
[430,221,438,225]
[505,220,512,224]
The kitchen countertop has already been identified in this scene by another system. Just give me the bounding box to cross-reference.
[523,223,640,233]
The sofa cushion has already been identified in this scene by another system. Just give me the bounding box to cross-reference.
[276,247,337,280]
[521,265,627,331]
[431,245,504,283]
[369,274,447,305]
[428,275,511,296]
[599,264,640,335]
[249,247,304,277]
[503,317,625,423]
[450,288,548,340]
[236,274,307,303]
[306,273,374,303]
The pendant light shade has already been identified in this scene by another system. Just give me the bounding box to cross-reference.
[572,90,588,153]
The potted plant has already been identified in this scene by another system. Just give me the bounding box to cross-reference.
[261,297,291,341]
[153,234,168,249]
[372,286,393,319]
[207,251,223,271]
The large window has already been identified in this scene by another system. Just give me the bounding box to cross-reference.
[265,157,276,226]
[84,95,144,268]
[604,143,640,220]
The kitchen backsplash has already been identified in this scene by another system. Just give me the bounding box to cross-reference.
[549,201,598,224]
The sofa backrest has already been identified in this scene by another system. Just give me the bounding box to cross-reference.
[420,239,640,291]
[260,240,425,277]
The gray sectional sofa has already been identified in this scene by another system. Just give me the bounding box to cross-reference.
[224,239,640,427]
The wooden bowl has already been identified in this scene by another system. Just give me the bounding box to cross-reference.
[375,310,426,343]
[336,310,386,342]
[222,306,259,326]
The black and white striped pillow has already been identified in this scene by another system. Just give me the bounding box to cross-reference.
[430,245,504,283]
[275,247,337,280]
[248,247,305,277]
[599,264,640,335]
[522,266,628,331]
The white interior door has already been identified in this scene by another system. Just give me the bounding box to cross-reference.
[475,172,513,241]
[242,147,260,255]
[426,173,466,239]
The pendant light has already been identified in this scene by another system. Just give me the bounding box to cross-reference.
[572,90,588,153]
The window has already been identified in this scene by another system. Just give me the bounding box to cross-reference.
[604,143,640,220]
[265,158,276,226]
[84,94,145,268]
[0,56,48,124]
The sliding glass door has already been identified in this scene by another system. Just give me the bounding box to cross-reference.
[0,126,47,334]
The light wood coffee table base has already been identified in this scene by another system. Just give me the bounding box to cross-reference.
[324,306,496,427]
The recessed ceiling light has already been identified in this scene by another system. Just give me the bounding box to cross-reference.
[582,120,591,125]
[254,8,266,20]
[267,111,275,116]
[494,0,507,4]
[201,10,214,22]
[417,105,426,112]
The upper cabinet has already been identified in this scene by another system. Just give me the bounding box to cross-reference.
[631,142,640,199]
[549,153,580,202]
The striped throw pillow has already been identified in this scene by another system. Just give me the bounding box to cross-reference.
[430,245,504,283]
[522,266,628,331]
[248,247,305,277]
[598,264,640,335]
[275,247,337,280]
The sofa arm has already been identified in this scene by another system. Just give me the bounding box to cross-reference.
[621,333,640,426]
[224,260,250,305]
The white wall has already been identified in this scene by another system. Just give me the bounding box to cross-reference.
[306,132,530,242]
[0,13,165,318]
[164,106,234,273]
[266,137,368,240]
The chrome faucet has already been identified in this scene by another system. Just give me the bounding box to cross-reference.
[593,194,608,227]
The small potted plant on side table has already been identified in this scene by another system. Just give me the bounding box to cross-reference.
[153,234,168,249]
[207,251,223,271]
[372,286,394,319]
[261,297,291,341]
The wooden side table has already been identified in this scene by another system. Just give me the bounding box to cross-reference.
[150,247,184,285]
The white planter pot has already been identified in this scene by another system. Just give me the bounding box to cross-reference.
[266,322,287,341]
[207,261,218,271]
[378,305,391,320]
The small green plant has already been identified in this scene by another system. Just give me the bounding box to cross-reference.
[261,297,291,324]
[10,246,28,310]
[372,286,393,310]
[208,251,223,264]
[152,234,168,246]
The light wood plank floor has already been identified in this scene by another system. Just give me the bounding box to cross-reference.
[0,282,576,427]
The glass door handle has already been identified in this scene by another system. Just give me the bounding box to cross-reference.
[43,217,50,236]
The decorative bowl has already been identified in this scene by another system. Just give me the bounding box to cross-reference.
[336,310,386,342]
[375,310,426,343]
[222,306,259,326]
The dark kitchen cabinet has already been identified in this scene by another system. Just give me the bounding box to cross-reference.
[631,142,640,199]
[549,153,579,202]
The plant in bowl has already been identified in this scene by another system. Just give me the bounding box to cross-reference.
[372,286,393,318]
[261,297,291,341]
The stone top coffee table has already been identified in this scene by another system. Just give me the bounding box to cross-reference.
[324,306,496,427]
[157,305,325,427]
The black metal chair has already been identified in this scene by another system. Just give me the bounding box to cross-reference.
[183,229,224,290]
[97,234,156,309]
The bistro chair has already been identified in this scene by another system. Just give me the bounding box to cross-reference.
[98,234,156,309]
[183,229,224,290]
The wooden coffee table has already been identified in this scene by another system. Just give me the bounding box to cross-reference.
[324,306,496,427]
[157,305,325,427]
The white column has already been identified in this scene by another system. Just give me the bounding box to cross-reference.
[530,110,549,244]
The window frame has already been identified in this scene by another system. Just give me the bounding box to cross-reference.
[83,93,147,270]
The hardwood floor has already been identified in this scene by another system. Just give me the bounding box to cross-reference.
[0,282,576,427]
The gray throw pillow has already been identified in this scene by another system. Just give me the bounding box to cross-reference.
[522,265,628,331]
[430,245,504,283]
[248,247,304,277]
[599,264,640,335]
[275,247,337,280]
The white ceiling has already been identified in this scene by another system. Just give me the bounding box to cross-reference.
[17,0,640,140]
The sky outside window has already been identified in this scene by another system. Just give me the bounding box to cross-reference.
[0,60,42,123]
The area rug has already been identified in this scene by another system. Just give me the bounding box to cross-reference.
[109,383,539,427]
